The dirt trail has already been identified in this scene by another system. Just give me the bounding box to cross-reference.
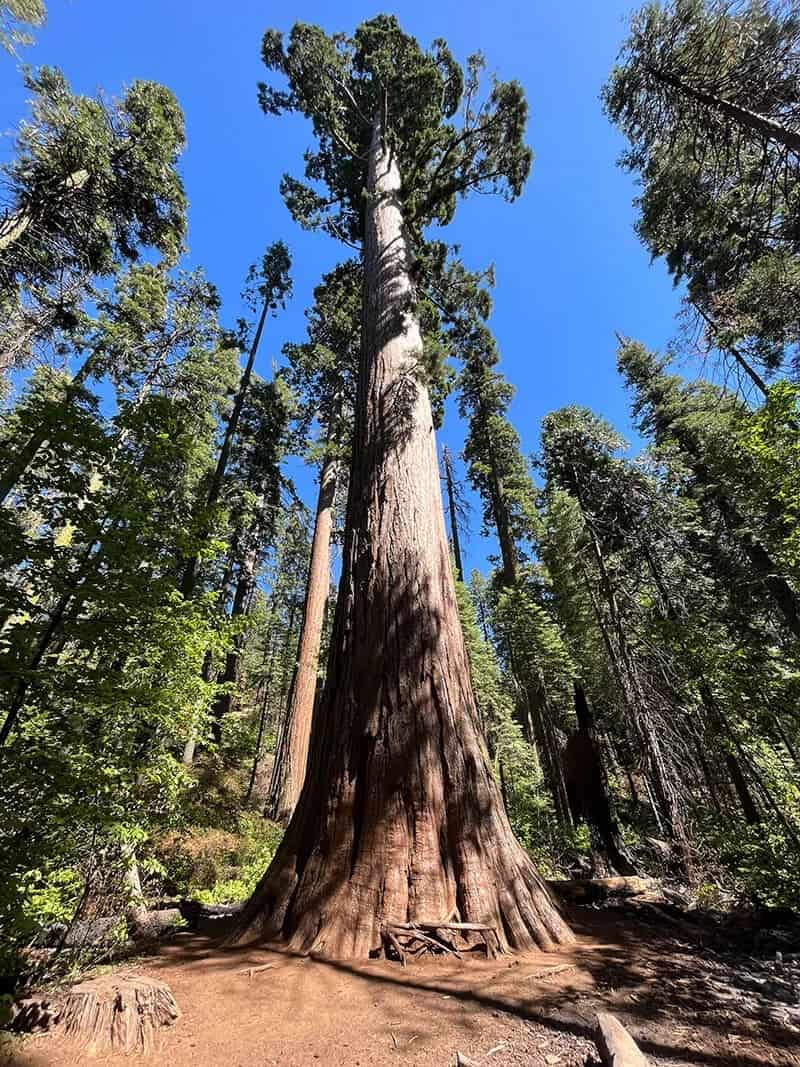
[5,911,800,1066]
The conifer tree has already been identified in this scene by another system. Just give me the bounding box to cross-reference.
[208,377,295,747]
[236,16,572,957]
[618,340,800,638]
[604,0,800,383]
[267,262,359,822]
[1,68,187,387]
[180,243,291,599]
[457,321,536,587]
[540,406,693,873]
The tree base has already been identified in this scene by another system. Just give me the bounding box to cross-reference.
[233,802,575,960]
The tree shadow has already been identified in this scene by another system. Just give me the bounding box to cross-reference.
[131,913,800,1067]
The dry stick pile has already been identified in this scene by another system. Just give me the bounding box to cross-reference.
[57,973,180,1054]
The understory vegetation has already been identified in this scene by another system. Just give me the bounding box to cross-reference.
[2,0,800,987]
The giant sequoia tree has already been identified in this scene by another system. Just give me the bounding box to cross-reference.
[236,16,572,957]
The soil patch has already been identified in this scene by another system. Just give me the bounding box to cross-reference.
[5,909,800,1066]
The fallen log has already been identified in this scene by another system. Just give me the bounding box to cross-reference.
[548,877,655,903]
[56,973,179,1054]
[595,1012,650,1066]
[237,962,277,978]
[129,907,183,941]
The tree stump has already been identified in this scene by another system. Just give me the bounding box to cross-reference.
[57,973,180,1054]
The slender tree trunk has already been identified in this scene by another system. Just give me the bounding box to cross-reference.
[210,538,259,746]
[774,716,800,769]
[442,445,464,582]
[576,538,691,874]
[526,677,571,827]
[692,732,724,819]
[690,303,769,397]
[266,443,338,823]
[725,753,760,825]
[181,297,269,598]
[246,677,274,805]
[244,589,285,804]
[121,843,148,933]
[235,115,572,958]
[264,599,304,819]
[645,65,800,155]
[669,437,800,637]
[700,681,800,845]
[484,424,518,586]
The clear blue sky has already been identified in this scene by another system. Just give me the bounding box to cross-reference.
[0,0,684,576]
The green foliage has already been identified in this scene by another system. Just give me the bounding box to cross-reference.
[156,815,283,905]
[604,0,800,379]
[737,381,800,568]
[0,0,44,54]
[713,821,800,909]
[259,16,531,242]
[1,66,187,388]
[458,323,539,569]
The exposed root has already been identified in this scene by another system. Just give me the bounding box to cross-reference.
[380,920,496,964]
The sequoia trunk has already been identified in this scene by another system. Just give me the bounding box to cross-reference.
[235,116,572,958]
[267,443,338,822]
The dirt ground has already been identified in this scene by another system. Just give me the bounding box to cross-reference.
[5,909,800,1067]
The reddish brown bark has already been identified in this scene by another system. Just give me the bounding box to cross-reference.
[235,117,572,958]
[267,445,338,822]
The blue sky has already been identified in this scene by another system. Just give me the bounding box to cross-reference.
[0,0,684,576]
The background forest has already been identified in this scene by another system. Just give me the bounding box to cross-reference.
[1,0,799,990]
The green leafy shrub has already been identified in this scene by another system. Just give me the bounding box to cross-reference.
[155,813,282,904]
[712,821,800,909]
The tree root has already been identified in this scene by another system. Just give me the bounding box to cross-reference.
[380,921,496,965]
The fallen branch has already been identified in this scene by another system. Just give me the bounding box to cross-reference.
[381,919,489,962]
[388,921,494,933]
[382,926,407,966]
[521,963,574,982]
[595,1012,650,1067]
[237,962,276,978]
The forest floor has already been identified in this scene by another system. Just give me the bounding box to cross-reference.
[5,907,800,1067]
